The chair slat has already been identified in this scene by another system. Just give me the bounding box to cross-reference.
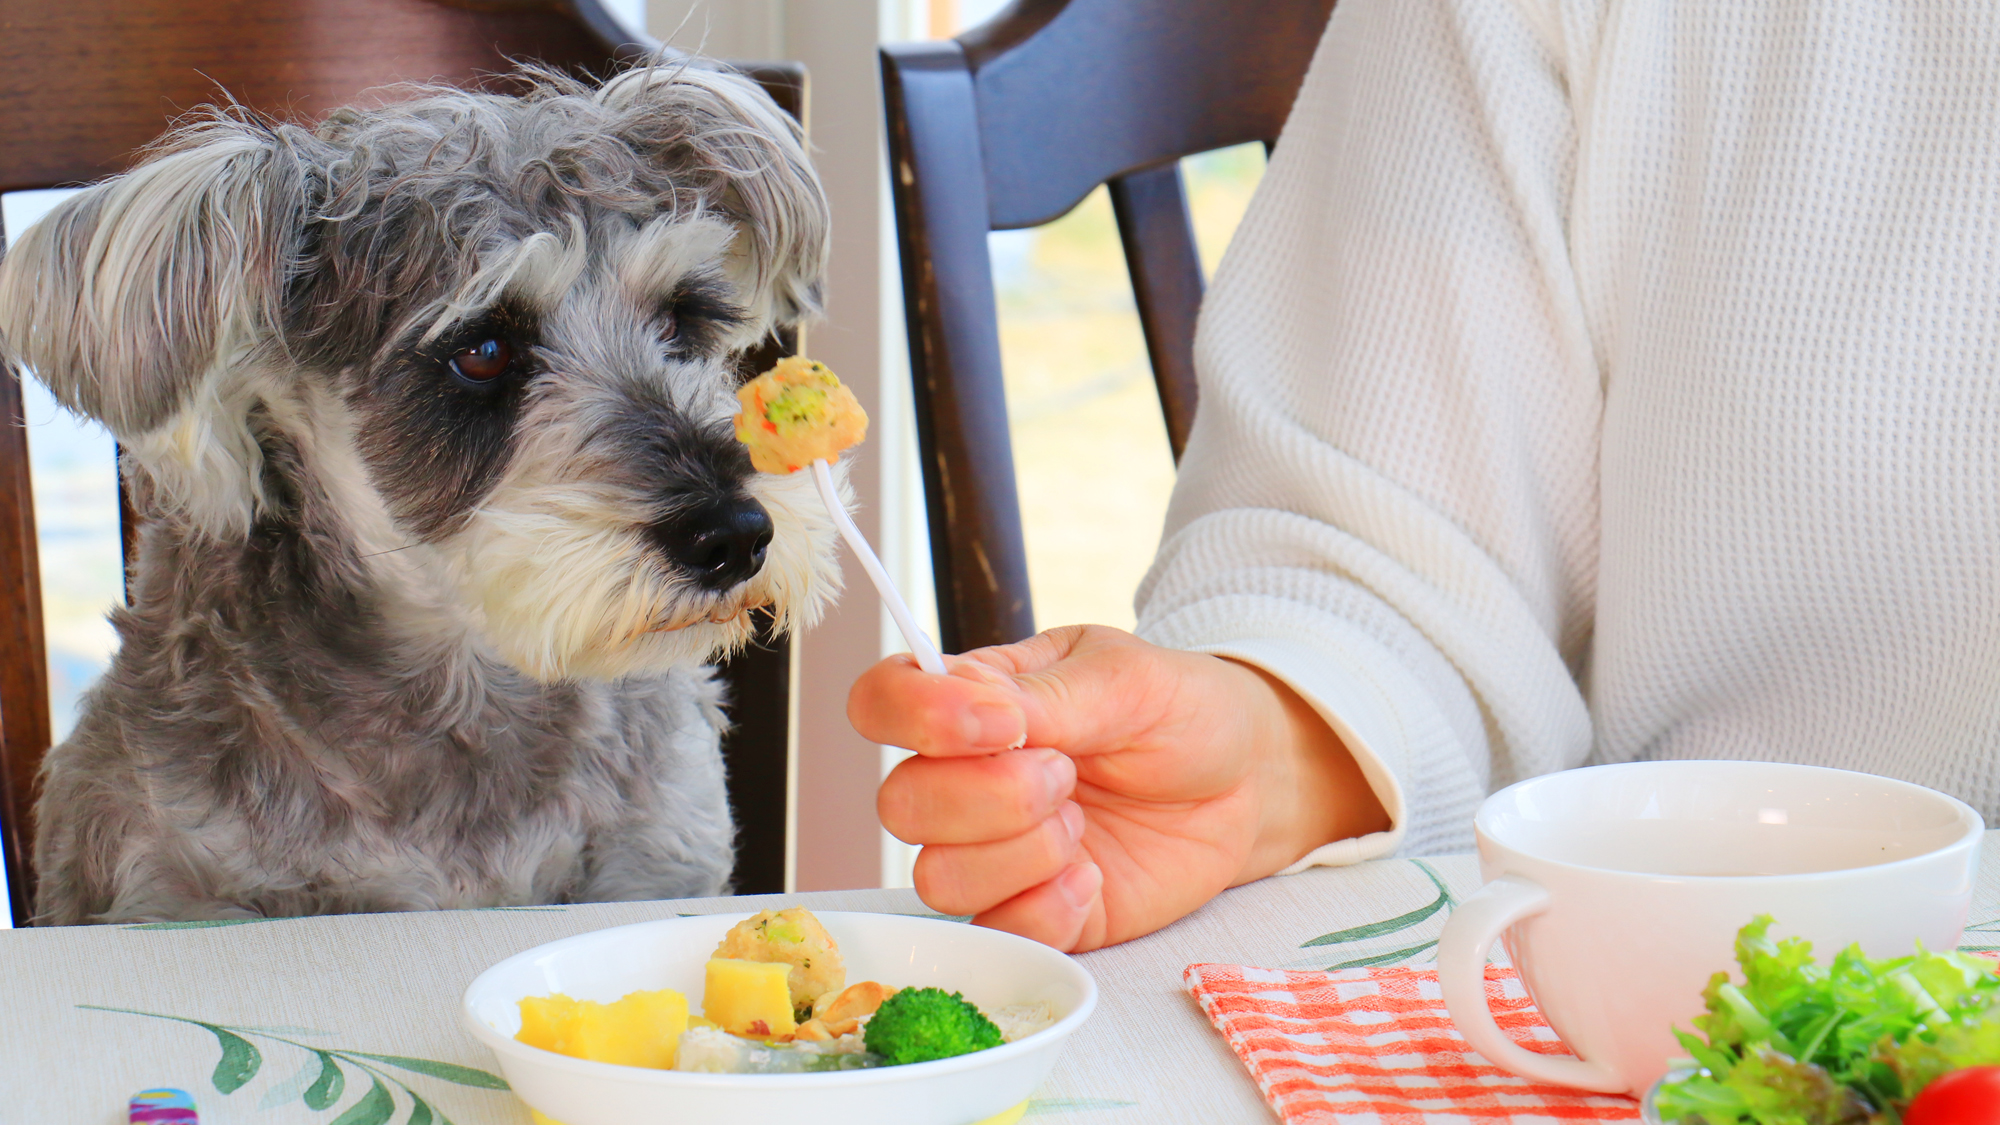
[882,41,1038,651]
[0,364,48,928]
[1108,162,1204,462]
[965,0,1336,230]
[0,0,628,195]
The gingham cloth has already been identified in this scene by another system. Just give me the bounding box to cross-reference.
[1183,962,1642,1124]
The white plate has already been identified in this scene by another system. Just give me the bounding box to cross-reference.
[462,911,1096,1125]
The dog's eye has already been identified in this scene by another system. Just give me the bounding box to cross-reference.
[450,338,513,383]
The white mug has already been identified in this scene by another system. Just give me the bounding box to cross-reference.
[1436,760,1984,1098]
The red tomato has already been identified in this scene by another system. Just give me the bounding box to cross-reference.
[1906,1066,2000,1125]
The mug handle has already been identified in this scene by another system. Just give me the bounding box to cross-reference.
[1436,874,1626,1094]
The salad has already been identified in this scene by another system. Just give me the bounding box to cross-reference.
[1657,916,2000,1124]
[513,907,1057,1075]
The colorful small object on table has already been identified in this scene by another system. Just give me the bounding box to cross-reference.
[128,1088,198,1124]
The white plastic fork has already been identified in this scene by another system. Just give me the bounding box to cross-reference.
[811,459,946,674]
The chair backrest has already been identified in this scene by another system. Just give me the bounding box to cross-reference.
[0,0,803,922]
[882,0,1337,653]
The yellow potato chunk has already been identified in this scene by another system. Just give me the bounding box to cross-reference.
[710,906,845,1016]
[513,988,689,1069]
[703,957,798,1038]
[516,994,580,1053]
[733,357,868,475]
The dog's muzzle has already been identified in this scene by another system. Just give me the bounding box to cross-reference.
[650,496,775,590]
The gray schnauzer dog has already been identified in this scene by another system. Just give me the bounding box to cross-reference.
[0,59,841,925]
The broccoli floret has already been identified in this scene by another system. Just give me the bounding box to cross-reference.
[862,987,1004,1066]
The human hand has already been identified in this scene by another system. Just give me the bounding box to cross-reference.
[850,625,1390,951]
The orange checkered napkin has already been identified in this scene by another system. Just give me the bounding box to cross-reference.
[1184,962,1641,1124]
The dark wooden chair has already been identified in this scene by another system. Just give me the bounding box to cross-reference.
[0,0,802,923]
[882,0,1338,653]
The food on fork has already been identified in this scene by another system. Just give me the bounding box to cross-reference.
[731,357,946,674]
[733,356,868,475]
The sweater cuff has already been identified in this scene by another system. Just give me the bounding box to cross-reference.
[1177,627,1430,871]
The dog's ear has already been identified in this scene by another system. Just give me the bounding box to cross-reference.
[0,114,313,536]
[596,60,831,332]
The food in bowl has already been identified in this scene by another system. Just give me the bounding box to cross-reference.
[461,909,1095,1125]
[1654,916,2000,1123]
[711,906,844,1017]
[512,908,1056,1076]
[517,988,689,1068]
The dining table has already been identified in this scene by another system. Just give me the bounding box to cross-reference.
[7,834,2000,1125]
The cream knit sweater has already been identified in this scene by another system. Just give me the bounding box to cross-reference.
[1136,0,2000,863]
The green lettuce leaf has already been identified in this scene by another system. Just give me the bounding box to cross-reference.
[1655,916,2000,1124]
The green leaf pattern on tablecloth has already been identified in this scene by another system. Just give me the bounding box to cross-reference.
[79,873,1496,1122]
[343,1052,513,1089]
[1285,869,2000,968]
[1289,859,1456,970]
[305,1051,346,1110]
[207,1026,263,1092]
[80,1005,509,1124]
[331,1077,396,1125]
[1958,915,2000,953]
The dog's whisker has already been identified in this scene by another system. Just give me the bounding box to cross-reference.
[355,542,420,559]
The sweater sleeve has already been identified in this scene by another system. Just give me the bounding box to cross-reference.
[1134,0,1601,859]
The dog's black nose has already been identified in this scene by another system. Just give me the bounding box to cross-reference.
[653,497,774,591]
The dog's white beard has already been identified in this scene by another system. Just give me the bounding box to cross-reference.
[450,462,842,681]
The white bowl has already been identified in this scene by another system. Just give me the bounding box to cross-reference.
[462,911,1097,1125]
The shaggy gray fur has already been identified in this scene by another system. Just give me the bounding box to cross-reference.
[0,58,836,925]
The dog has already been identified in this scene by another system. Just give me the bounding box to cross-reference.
[0,59,841,925]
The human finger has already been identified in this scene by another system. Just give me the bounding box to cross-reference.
[878,747,1076,845]
[958,626,1195,761]
[969,860,1104,952]
[847,653,1027,757]
[911,802,1085,916]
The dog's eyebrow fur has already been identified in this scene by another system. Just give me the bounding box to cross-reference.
[614,213,736,304]
[419,216,590,343]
